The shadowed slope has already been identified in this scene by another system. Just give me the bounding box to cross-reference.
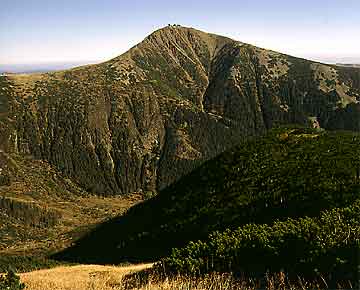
[54,127,360,264]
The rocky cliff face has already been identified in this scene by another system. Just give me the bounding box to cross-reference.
[1,26,359,195]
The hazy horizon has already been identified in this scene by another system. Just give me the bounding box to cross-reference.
[1,0,360,68]
[1,48,359,75]
[1,53,359,75]
[0,60,101,74]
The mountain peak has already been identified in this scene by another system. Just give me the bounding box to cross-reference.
[139,25,235,61]
[1,27,360,196]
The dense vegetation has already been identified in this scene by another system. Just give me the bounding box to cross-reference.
[0,196,61,228]
[56,127,360,286]
[0,269,25,290]
[163,201,360,284]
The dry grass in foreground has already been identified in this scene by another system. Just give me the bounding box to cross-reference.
[19,263,353,290]
[20,263,153,290]
[122,272,351,290]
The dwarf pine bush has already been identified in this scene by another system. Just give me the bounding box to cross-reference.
[0,269,25,290]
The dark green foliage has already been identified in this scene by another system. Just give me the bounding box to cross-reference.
[56,127,360,272]
[322,102,360,131]
[337,66,360,92]
[0,270,25,290]
[163,201,360,283]
[0,173,10,186]
[325,78,336,87]
[0,197,61,228]
[143,190,157,200]
[0,88,9,115]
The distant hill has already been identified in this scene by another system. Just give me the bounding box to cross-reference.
[336,63,360,68]
[0,61,100,74]
[0,26,360,196]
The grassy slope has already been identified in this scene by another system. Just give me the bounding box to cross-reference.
[19,263,272,290]
[55,127,360,269]
[19,263,331,290]
[19,263,153,290]
[0,151,142,266]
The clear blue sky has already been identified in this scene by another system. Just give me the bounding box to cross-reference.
[1,0,359,65]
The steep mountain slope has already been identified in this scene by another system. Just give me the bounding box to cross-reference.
[1,26,360,195]
[55,127,360,264]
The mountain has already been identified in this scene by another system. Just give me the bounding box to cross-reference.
[55,127,360,284]
[1,26,360,195]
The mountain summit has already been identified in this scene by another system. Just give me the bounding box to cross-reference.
[1,26,359,195]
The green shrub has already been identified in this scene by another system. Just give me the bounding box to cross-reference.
[0,173,11,186]
[0,270,25,290]
[163,199,360,285]
[144,191,157,200]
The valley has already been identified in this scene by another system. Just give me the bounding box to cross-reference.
[0,151,142,260]
[0,26,360,289]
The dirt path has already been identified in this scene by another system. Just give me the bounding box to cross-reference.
[20,263,154,290]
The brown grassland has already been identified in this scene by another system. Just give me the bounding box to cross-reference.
[20,264,153,290]
[17,263,349,290]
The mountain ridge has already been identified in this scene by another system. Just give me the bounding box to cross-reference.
[1,26,360,195]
